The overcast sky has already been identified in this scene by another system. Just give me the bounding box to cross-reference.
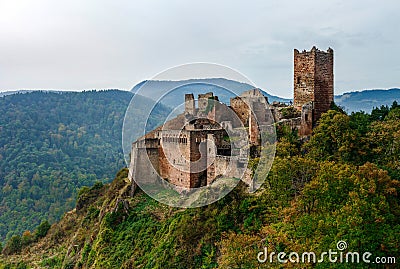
[0,0,399,98]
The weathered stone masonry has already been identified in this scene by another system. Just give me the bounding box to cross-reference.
[128,89,270,189]
[128,47,335,189]
[294,46,334,135]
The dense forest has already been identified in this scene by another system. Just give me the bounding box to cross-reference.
[0,102,398,268]
[0,90,169,243]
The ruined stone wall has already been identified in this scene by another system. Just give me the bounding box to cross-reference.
[188,129,221,187]
[213,156,230,178]
[293,47,334,123]
[128,144,137,182]
[198,92,215,112]
[230,97,250,126]
[129,89,276,191]
[277,117,302,133]
[129,145,159,189]
[299,103,313,136]
[293,48,316,110]
[206,134,216,185]
[213,156,247,181]
[189,131,207,188]
[230,96,259,145]
[249,113,259,145]
[185,93,195,115]
[230,89,272,146]
[143,126,231,189]
[159,130,192,188]
[249,101,273,145]
[314,48,334,122]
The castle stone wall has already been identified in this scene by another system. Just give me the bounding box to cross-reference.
[185,93,195,115]
[294,46,334,124]
[314,48,334,121]
[159,130,192,188]
[293,48,316,110]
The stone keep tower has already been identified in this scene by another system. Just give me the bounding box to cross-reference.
[293,46,334,123]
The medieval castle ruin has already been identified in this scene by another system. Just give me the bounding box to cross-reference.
[128,47,334,190]
[294,46,334,135]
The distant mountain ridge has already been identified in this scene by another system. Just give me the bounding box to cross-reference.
[131,79,400,113]
[130,78,291,107]
[335,88,400,113]
[2,83,399,114]
[0,90,82,97]
[0,90,34,97]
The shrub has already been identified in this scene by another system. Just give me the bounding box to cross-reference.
[16,262,28,269]
[280,106,300,119]
[35,220,51,240]
[2,235,22,255]
[77,186,91,199]
[21,230,33,246]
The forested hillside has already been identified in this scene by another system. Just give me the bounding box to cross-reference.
[1,102,399,268]
[0,90,169,243]
[335,88,400,113]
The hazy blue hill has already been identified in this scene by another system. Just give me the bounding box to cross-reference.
[131,78,291,108]
[0,90,79,98]
[132,79,400,114]
[335,88,400,113]
[0,90,34,97]
[0,90,170,243]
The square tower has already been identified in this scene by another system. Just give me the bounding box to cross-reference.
[294,46,334,122]
[185,93,195,115]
